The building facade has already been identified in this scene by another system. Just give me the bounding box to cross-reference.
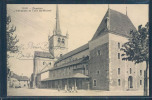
[8,72,29,88]
[33,5,146,91]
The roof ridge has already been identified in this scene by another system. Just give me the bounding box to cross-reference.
[91,8,136,41]
[109,9,127,16]
[55,43,89,63]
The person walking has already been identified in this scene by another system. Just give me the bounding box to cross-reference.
[64,85,68,92]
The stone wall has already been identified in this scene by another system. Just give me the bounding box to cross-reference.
[49,35,68,58]
[34,57,54,75]
[89,43,109,90]
[109,33,146,91]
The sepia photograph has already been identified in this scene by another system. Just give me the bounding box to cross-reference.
[7,4,149,96]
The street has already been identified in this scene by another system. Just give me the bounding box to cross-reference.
[7,88,145,96]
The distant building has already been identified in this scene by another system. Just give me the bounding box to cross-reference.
[18,76,29,88]
[33,5,146,91]
[9,72,29,88]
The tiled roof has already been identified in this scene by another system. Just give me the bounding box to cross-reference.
[38,56,89,75]
[11,73,29,81]
[11,73,20,80]
[34,51,54,58]
[18,76,29,81]
[53,56,89,70]
[92,9,137,40]
[41,73,89,81]
[55,43,89,63]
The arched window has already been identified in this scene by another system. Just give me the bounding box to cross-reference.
[58,38,61,42]
[93,80,97,87]
[62,38,65,43]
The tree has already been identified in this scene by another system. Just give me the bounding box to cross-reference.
[7,15,19,70]
[121,22,149,96]
[7,16,19,57]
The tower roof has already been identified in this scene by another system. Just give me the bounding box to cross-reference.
[54,5,62,35]
[91,9,136,40]
[34,51,54,58]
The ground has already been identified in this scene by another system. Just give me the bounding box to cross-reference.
[7,87,146,96]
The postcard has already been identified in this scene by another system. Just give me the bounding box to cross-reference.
[7,4,149,96]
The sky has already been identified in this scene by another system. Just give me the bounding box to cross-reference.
[7,4,148,77]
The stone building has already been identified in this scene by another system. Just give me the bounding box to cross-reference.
[33,5,146,91]
[8,72,29,88]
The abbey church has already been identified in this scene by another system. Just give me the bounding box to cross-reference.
[32,5,146,91]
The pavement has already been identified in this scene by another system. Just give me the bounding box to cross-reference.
[7,87,146,96]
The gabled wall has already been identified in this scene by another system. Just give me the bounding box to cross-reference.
[89,33,109,90]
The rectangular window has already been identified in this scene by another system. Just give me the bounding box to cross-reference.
[97,70,100,74]
[118,53,120,59]
[130,68,132,74]
[118,79,121,86]
[140,70,142,76]
[118,42,120,49]
[118,68,120,75]
[140,80,142,85]
[93,80,97,87]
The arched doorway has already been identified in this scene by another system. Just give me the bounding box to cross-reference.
[128,76,133,89]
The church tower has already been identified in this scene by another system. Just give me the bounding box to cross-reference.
[49,5,68,58]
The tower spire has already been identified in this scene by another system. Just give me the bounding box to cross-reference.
[55,4,62,35]
[108,4,110,16]
[126,6,127,16]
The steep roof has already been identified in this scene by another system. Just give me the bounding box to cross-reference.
[54,5,62,35]
[34,51,54,59]
[92,9,137,40]
[11,73,20,80]
[55,43,89,63]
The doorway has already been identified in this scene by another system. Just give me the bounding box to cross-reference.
[128,76,133,88]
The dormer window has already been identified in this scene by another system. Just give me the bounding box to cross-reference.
[62,38,65,43]
[105,17,109,30]
[97,50,101,56]
[58,38,61,42]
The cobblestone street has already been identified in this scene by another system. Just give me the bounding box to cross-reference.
[7,88,145,96]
